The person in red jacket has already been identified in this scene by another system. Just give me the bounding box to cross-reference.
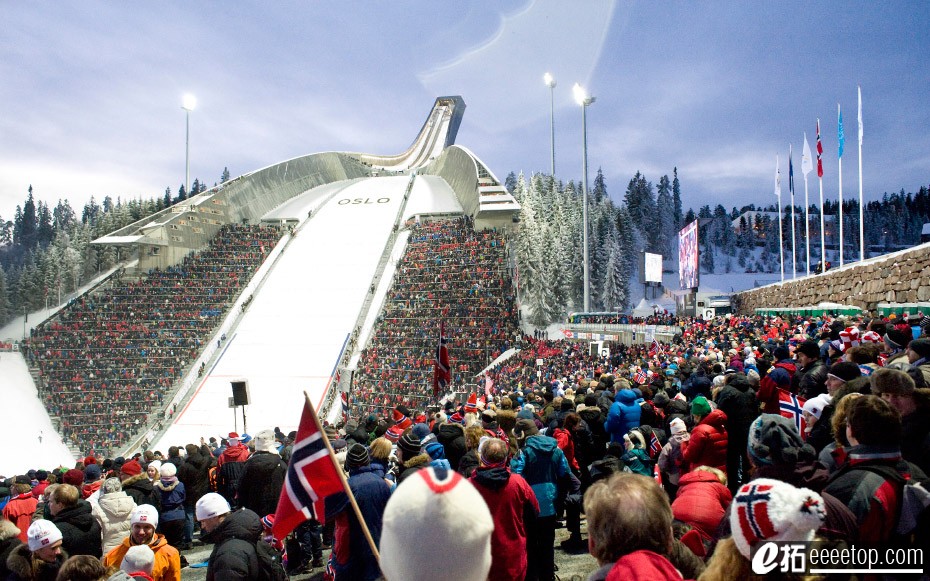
[469,438,539,581]
[2,478,37,543]
[681,396,728,474]
[757,346,797,414]
[671,466,732,542]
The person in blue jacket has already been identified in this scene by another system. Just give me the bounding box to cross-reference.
[511,418,570,581]
[605,388,642,444]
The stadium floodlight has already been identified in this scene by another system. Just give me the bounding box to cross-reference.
[544,73,556,176]
[181,94,197,197]
[573,83,595,312]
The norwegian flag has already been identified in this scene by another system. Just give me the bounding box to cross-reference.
[649,432,662,459]
[777,389,806,434]
[433,322,451,399]
[816,119,824,178]
[648,339,662,358]
[340,391,349,425]
[272,397,345,539]
[634,369,648,385]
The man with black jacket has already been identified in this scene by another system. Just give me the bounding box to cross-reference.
[715,372,759,493]
[177,442,215,550]
[794,340,828,399]
[237,430,287,519]
[48,484,102,558]
[196,493,264,580]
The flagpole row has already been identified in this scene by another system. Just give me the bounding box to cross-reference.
[304,391,382,563]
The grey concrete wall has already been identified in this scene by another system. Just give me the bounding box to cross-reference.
[734,241,930,314]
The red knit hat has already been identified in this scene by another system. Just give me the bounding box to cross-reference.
[120,460,142,477]
[463,393,478,414]
[63,468,84,486]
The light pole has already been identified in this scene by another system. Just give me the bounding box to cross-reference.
[573,83,595,312]
[181,94,197,197]
[544,72,556,177]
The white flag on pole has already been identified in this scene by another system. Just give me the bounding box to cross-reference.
[801,133,813,176]
[858,85,863,144]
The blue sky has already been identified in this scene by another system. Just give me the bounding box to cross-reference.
[2,1,928,221]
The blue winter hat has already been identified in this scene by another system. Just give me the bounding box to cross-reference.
[411,423,431,442]
[517,408,534,420]
[84,464,101,482]
[424,441,446,461]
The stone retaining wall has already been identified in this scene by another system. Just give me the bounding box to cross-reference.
[734,241,930,314]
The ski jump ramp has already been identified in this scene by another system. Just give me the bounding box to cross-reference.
[145,97,519,450]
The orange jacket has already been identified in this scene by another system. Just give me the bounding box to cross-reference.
[103,533,181,581]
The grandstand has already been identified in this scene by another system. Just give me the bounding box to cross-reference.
[20,96,521,459]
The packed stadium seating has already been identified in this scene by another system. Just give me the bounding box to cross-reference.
[351,216,520,417]
[25,224,282,455]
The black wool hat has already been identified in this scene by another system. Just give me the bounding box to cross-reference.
[796,340,821,359]
[773,345,791,361]
[345,444,370,469]
[397,432,422,459]
[827,361,862,383]
[908,338,930,360]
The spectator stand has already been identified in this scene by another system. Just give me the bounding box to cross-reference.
[122,224,300,457]
[25,224,284,458]
[347,215,520,419]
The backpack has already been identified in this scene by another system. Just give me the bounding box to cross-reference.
[255,539,289,581]
[859,464,930,546]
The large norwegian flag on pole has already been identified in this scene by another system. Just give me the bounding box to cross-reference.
[272,394,346,539]
[648,338,662,358]
[433,322,451,399]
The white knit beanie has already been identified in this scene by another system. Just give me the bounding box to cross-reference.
[730,478,826,558]
[380,467,493,581]
[121,544,155,574]
[159,463,177,478]
[196,492,231,521]
[27,520,62,552]
[669,417,688,436]
[131,504,160,528]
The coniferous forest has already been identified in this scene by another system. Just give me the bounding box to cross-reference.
[0,166,928,330]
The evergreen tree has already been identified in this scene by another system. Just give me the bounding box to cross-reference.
[616,204,636,311]
[221,167,231,183]
[0,268,10,322]
[176,184,187,203]
[504,172,518,195]
[656,175,674,257]
[672,168,683,231]
[593,168,607,204]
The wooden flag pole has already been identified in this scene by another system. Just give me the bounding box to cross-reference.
[304,392,381,562]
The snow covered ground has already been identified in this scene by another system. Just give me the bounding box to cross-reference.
[0,351,74,475]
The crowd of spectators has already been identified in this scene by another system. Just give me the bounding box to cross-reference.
[351,217,520,417]
[5,307,930,579]
[24,224,282,455]
[567,312,681,326]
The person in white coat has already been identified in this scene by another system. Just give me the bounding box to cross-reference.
[92,477,137,554]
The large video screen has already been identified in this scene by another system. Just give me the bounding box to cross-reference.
[678,220,699,289]
[644,252,663,283]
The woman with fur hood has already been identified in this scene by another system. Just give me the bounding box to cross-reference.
[6,520,67,581]
[92,477,137,555]
[153,464,185,550]
[0,519,23,579]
